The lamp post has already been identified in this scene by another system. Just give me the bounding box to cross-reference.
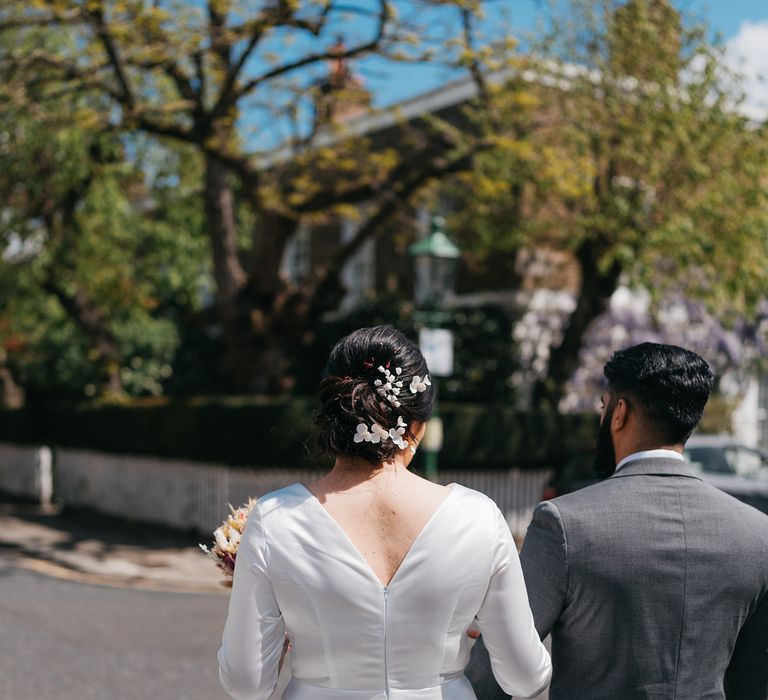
[408,215,460,482]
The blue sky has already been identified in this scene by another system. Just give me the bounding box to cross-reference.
[356,0,768,109]
[686,0,767,36]
[243,0,768,149]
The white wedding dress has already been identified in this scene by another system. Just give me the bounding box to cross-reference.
[218,482,551,699]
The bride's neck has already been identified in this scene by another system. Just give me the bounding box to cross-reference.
[324,456,410,490]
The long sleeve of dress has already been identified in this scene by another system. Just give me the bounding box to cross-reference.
[217,501,285,700]
[474,505,552,698]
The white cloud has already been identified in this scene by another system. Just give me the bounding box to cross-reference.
[726,20,768,121]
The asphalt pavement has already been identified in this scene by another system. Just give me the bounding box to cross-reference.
[0,550,230,700]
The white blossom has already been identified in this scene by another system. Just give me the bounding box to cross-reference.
[409,374,431,393]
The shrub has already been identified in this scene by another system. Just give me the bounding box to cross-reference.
[0,397,597,471]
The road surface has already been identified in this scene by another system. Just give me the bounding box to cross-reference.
[0,550,230,700]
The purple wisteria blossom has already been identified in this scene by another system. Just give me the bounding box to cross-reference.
[512,287,768,413]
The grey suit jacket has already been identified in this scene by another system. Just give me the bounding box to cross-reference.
[513,457,768,700]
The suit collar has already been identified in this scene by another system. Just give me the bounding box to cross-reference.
[608,457,702,480]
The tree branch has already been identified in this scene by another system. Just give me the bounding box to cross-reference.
[0,9,85,31]
[17,53,123,102]
[234,0,391,100]
[332,149,476,269]
[461,8,489,102]
[88,5,136,109]
[291,129,458,215]
[204,0,365,128]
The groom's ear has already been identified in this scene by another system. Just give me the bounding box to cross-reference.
[612,398,630,432]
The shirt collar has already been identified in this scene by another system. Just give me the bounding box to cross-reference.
[615,449,685,473]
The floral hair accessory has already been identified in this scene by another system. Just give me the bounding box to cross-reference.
[374,364,404,408]
[354,421,391,444]
[353,415,410,450]
[409,374,431,394]
[389,416,408,449]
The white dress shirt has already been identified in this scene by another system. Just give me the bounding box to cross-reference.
[217,482,551,700]
[614,449,686,473]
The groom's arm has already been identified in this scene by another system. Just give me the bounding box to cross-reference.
[724,591,768,699]
[519,500,569,639]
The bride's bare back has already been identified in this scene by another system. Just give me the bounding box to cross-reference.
[306,470,454,588]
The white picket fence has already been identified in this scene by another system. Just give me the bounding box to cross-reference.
[55,447,325,533]
[2,443,551,538]
[0,442,53,504]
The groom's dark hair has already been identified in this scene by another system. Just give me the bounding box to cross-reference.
[603,342,714,444]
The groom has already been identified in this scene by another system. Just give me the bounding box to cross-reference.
[468,342,768,699]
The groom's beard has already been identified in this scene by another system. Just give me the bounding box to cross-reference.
[594,406,617,479]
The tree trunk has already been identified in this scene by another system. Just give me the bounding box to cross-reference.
[248,211,295,298]
[203,152,260,392]
[204,153,248,307]
[532,239,622,408]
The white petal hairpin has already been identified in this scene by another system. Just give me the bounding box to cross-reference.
[388,415,409,449]
[409,374,431,394]
[353,423,372,443]
[391,434,408,450]
[351,415,410,451]
[371,423,389,443]
[376,365,405,408]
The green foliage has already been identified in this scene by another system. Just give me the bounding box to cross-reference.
[0,0,522,396]
[0,92,210,400]
[452,0,768,318]
[443,0,768,406]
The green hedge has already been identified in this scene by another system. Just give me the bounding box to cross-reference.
[0,397,598,471]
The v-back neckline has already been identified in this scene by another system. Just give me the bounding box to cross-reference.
[298,482,458,589]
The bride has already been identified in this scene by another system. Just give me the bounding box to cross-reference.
[217,325,551,699]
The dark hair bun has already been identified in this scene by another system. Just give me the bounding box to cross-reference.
[313,325,435,464]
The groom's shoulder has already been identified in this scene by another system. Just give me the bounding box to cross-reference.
[543,470,768,538]
[532,477,638,530]
[546,476,621,511]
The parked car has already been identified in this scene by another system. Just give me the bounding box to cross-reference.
[543,435,768,516]
[683,434,768,515]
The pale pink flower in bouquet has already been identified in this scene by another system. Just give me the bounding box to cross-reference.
[199,497,257,588]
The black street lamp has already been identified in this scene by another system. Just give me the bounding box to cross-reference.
[408,215,461,308]
[408,215,461,481]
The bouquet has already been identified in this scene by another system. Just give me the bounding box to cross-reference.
[199,497,258,588]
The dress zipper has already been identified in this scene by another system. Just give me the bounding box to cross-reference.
[383,585,390,699]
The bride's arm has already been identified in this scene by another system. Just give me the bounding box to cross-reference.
[474,505,552,698]
[218,501,285,700]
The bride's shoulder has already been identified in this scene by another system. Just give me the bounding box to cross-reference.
[449,483,499,514]
[255,482,310,518]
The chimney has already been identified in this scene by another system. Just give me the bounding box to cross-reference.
[314,37,372,129]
